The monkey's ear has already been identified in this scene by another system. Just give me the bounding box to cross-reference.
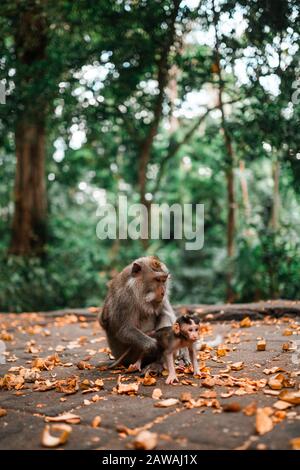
[172,322,180,335]
[132,262,142,275]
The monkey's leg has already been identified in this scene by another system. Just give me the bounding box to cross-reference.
[165,352,179,385]
[175,347,191,370]
[141,360,164,376]
[189,345,200,376]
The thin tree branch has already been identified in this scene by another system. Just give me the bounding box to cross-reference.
[153,97,240,194]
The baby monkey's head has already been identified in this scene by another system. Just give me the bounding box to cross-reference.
[172,314,200,342]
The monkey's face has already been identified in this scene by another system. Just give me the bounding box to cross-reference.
[175,316,200,342]
[131,259,169,304]
[145,272,169,304]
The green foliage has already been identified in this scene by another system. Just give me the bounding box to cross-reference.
[235,229,300,301]
[0,0,300,311]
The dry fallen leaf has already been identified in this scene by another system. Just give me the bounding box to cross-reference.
[91,416,102,428]
[223,402,241,412]
[33,379,57,392]
[231,362,244,371]
[273,410,286,423]
[0,373,25,391]
[32,354,62,371]
[0,408,7,417]
[283,329,293,336]
[133,431,158,450]
[152,388,162,400]
[290,437,300,450]
[263,389,280,396]
[94,378,104,388]
[255,408,274,435]
[268,375,284,390]
[199,390,217,399]
[217,347,228,357]
[0,330,13,341]
[279,390,300,405]
[154,398,179,408]
[202,377,216,388]
[41,424,72,448]
[56,376,79,395]
[45,413,80,424]
[243,401,257,416]
[240,317,252,328]
[180,392,192,402]
[77,361,95,370]
[218,389,233,398]
[263,367,285,375]
[90,394,102,403]
[116,424,140,436]
[20,368,40,383]
[115,376,139,395]
[273,400,292,411]
[282,342,296,352]
[142,375,157,386]
[257,339,266,351]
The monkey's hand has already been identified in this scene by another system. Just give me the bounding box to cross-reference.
[165,373,179,385]
[118,326,157,357]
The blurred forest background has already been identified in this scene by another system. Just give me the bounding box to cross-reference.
[0,0,300,312]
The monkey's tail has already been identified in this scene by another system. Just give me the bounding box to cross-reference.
[107,347,131,369]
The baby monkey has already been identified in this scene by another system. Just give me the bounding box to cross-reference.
[129,314,201,384]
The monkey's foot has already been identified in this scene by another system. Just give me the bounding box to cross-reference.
[175,358,191,371]
[165,374,179,385]
[127,360,142,373]
[141,361,163,376]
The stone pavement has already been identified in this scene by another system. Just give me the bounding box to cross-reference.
[0,305,300,450]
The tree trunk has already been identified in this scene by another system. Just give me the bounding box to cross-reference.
[9,4,48,255]
[10,120,47,255]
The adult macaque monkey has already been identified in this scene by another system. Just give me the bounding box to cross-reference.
[99,256,176,367]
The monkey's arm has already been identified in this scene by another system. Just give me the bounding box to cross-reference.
[118,325,157,355]
[188,344,200,376]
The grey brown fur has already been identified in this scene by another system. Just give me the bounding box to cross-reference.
[99,256,176,366]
